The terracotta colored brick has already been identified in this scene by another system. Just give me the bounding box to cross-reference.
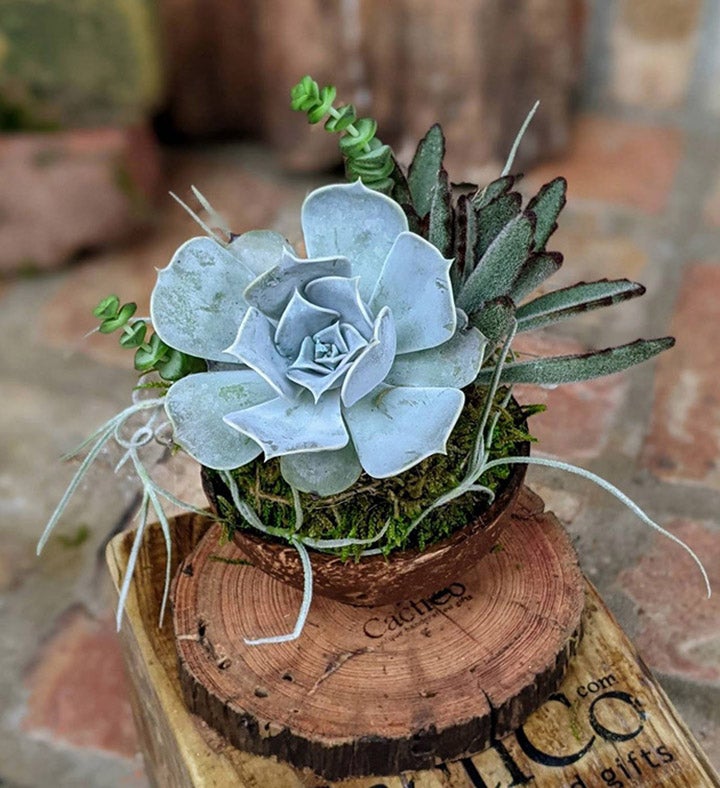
[618,518,719,682]
[0,126,161,272]
[643,264,720,487]
[512,333,627,460]
[529,115,683,214]
[23,607,139,758]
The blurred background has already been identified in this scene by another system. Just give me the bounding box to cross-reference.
[1,1,719,785]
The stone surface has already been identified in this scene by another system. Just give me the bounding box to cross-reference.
[0,126,161,272]
[22,606,139,757]
[513,332,628,460]
[0,0,162,129]
[643,264,720,487]
[618,518,719,682]
[529,115,683,214]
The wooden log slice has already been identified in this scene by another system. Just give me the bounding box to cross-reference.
[173,488,585,779]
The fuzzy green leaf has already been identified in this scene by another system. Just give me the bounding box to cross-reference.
[408,124,445,218]
[475,192,523,260]
[458,213,534,315]
[477,337,674,385]
[516,279,646,332]
[390,158,412,205]
[468,296,516,343]
[472,174,520,209]
[527,177,566,251]
[510,251,563,303]
[452,195,478,287]
[428,169,453,257]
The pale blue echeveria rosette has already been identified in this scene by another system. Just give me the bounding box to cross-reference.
[152,181,486,496]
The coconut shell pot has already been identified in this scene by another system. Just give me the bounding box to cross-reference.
[200,438,529,607]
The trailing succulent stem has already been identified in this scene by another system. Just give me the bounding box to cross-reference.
[93,295,205,382]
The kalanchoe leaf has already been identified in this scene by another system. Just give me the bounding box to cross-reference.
[344,384,464,477]
[280,444,363,496]
[370,231,455,353]
[468,296,516,343]
[478,337,675,385]
[451,195,470,289]
[471,174,521,210]
[474,191,523,261]
[458,213,535,315]
[389,159,412,206]
[510,251,564,304]
[165,370,272,470]
[516,279,646,332]
[428,168,453,258]
[527,176,567,251]
[408,124,446,218]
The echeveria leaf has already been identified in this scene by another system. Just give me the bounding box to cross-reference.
[224,391,349,459]
[225,308,296,399]
[227,230,292,277]
[244,249,351,320]
[458,214,534,315]
[453,195,478,286]
[527,177,567,251]
[408,124,446,218]
[304,276,373,339]
[472,174,520,209]
[344,384,464,478]
[341,307,397,407]
[428,169,453,258]
[274,289,339,357]
[280,444,363,496]
[516,279,645,333]
[370,232,455,353]
[151,237,256,362]
[510,251,564,304]
[468,296,516,343]
[474,191,522,260]
[301,181,408,301]
[165,370,272,469]
[477,337,675,385]
[385,327,486,388]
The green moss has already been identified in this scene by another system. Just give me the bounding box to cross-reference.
[210,388,541,558]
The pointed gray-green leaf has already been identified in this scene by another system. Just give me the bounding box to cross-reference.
[165,370,273,470]
[458,213,534,315]
[468,296,516,343]
[527,177,566,251]
[516,279,645,332]
[408,124,445,218]
[280,444,363,496]
[453,195,478,287]
[475,191,523,260]
[428,169,453,257]
[510,251,563,303]
[477,337,675,385]
[471,174,520,209]
[151,237,256,362]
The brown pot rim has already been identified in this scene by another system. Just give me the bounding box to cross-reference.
[202,440,530,568]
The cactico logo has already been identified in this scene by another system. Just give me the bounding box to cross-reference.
[362,582,467,639]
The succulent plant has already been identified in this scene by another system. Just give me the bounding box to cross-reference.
[155,181,486,496]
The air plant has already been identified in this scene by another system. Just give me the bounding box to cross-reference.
[39,76,710,646]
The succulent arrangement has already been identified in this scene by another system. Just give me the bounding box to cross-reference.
[39,77,709,644]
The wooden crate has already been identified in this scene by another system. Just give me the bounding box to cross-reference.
[106,496,719,787]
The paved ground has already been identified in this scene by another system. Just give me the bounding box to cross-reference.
[2,117,720,785]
